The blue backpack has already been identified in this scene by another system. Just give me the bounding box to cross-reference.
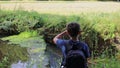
[61,40,87,68]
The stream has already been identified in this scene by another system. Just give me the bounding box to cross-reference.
[0,36,62,68]
[11,45,62,68]
[1,36,116,68]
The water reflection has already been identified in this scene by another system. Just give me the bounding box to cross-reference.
[11,61,27,68]
[0,40,28,68]
[22,45,62,68]
[45,45,62,68]
[0,39,62,68]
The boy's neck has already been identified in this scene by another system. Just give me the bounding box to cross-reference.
[70,37,79,41]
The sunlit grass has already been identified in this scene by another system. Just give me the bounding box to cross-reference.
[0,30,47,68]
[0,9,120,68]
[91,57,120,68]
[0,43,28,68]
[2,30,38,41]
[0,1,120,15]
[1,30,42,46]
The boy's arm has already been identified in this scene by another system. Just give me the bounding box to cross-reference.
[53,30,67,44]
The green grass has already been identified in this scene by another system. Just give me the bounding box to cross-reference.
[0,10,120,68]
[0,10,120,49]
[90,58,120,68]
[0,30,46,68]
[2,30,39,41]
[88,45,120,68]
[0,42,28,68]
[1,30,45,47]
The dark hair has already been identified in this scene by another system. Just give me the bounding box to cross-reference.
[66,22,80,37]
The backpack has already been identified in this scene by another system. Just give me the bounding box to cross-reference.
[61,40,87,68]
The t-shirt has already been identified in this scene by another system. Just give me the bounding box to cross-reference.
[56,39,90,67]
[56,39,90,58]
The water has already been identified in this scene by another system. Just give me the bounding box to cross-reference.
[0,38,62,68]
[11,45,62,68]
[0,37,111,68]
[45,45,62,68]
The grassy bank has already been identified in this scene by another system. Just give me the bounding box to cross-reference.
[0,10,120,50]
[0,30,46,68]
[0,10,120,67]
[0,40,28,68]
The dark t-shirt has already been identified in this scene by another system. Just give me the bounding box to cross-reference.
[56,39,90,67]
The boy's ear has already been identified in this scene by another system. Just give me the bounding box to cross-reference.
[78,31,82,34]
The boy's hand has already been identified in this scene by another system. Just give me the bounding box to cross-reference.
[62,30,68,35]
[53,30,68,44]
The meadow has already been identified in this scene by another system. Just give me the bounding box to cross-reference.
[0,1,120,15]
[0,1,120,68]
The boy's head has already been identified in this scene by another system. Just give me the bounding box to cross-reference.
[66,22,81,38]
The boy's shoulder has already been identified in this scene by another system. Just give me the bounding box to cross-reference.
[66,40,88,48]
[69,40,88,46]
[56,39,88,47]
[79,41,88,46]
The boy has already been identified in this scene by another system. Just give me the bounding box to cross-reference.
[53,22,90,68]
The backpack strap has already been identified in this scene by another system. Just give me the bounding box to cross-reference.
[61,40,87,67]
[65,40,83,53]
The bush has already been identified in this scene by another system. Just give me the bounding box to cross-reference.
[0,10,120,56]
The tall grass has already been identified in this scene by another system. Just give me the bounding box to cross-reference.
[0,10,119,50]
[0,10,120,68]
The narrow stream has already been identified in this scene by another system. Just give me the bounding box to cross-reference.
[11,44,62,68]
[0,37,62,68]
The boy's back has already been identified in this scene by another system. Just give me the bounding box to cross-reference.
[56,39,90,68]
[53,22,90,68]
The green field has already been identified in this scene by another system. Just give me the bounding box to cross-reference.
[0,1,120,68]
[0,1,120,15]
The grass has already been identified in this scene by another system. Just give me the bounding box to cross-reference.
[1,30,44,47]
[0,1,120,15]
[0,57,10,68]
[0,41,29,68]
[0,10,120,50]
[90,58,120,68]
[0,3,120,67]
[0,30,46,68]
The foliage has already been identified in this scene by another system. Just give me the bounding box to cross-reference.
[90,57,120,68]
[0,10,120,52]
[0,41,29,68]
[0,57,10,68]
[1,30,41,46]
[0,10,120,68]
[0,30,46,68]
[0,10,119,39]
[88,45,120,68]
[0,10,42,33]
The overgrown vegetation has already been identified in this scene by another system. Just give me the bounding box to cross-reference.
[0,40,28,68]
[0,30,46,68]
[2,30,39,44]
[0,10,120,68]
[0,10,120,52]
